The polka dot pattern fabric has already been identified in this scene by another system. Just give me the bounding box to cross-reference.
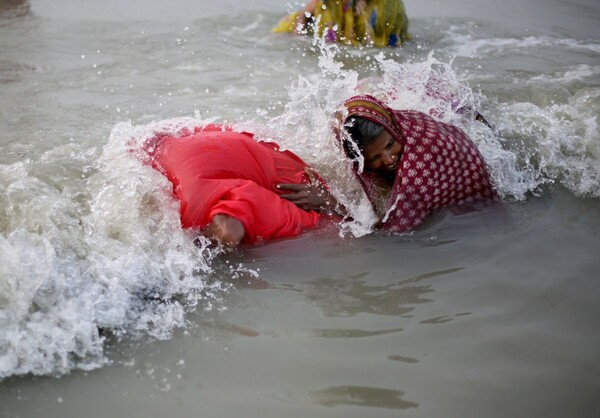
[343,95,497,232]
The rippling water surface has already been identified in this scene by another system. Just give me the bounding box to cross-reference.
[1,0,599,417]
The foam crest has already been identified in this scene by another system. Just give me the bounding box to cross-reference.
[497,87,600,198]
[446,32,600,58]
[0,117,234,379]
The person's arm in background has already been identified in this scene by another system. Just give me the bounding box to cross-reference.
[294,0,320,33]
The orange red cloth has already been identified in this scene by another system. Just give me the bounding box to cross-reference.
[148,124,320,244]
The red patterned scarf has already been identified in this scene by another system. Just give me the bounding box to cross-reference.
[341,95,497,232]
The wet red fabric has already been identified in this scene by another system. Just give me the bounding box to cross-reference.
[342,95,497,232]
[150,124,320,244]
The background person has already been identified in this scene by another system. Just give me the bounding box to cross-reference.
[273,0,410,47]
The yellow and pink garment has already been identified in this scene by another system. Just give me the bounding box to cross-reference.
[273,0,410,48]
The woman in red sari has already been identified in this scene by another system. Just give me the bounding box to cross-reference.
[279,95,497,232]
[146,124,321,246]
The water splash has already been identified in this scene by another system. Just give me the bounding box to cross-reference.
[0,116,239,379]
[2,27,598,381]
[238,39,549,238]
[249,36,600,208]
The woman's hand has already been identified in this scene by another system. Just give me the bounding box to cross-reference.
[277,168,338,214]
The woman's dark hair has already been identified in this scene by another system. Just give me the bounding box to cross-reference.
[342,116,385,159]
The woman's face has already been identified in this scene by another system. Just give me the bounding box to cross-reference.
[360,129,403,175]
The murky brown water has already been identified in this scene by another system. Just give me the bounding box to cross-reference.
[1,0,599,417]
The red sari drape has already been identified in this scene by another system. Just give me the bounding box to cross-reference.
[149,124,320,244]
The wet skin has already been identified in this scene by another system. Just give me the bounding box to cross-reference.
[360,129,403,182]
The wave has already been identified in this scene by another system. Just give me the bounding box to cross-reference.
[444,28,600,57]
[1,30,598,381]
[0,118,246,379]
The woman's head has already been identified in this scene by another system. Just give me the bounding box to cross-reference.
[343,116,403,175]
[342,116,384,158]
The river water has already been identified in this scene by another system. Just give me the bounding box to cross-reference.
[0,0,599,417]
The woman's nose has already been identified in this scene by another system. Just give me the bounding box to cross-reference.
[381,151,396,165]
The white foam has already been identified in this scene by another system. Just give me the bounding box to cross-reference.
[529,64,600,84]
[446,32,600,58]
[0,117,239,378]
[497,89,600,197]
